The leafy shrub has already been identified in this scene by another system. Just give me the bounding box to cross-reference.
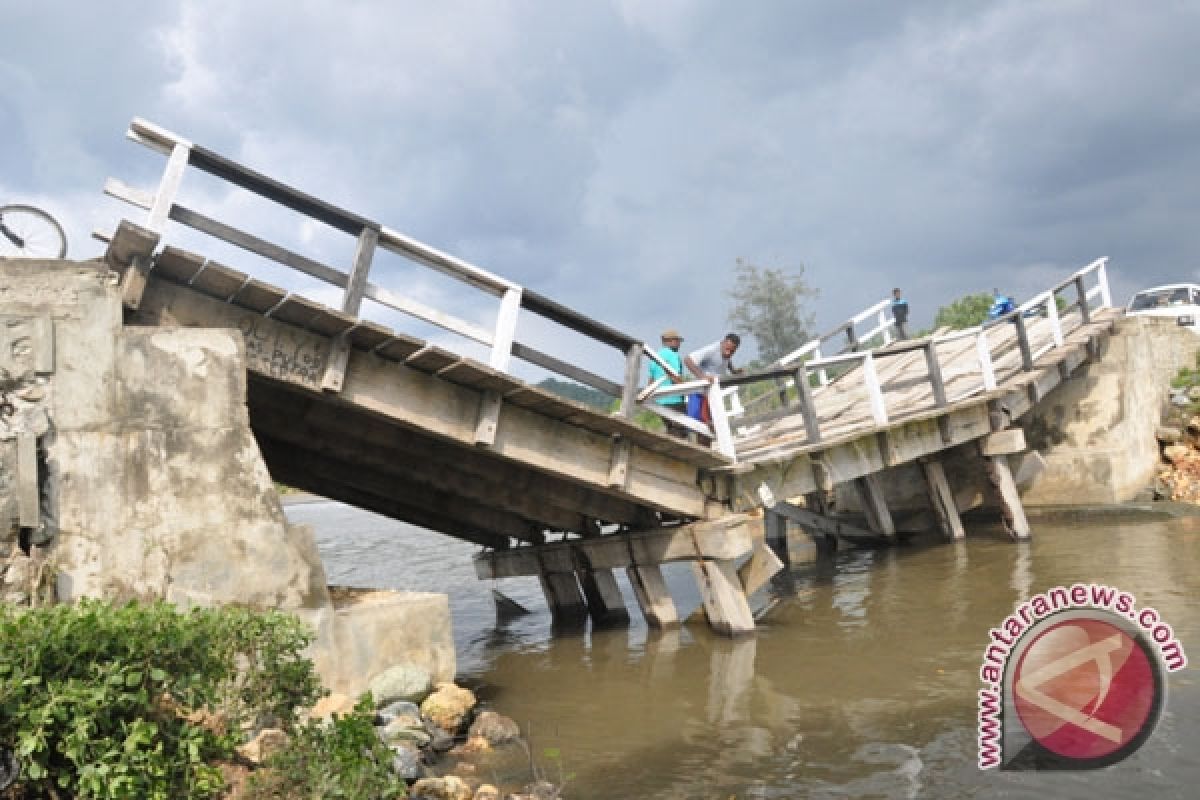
[246,695,407,799]
[0,600,322,799]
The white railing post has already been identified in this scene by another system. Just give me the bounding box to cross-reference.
[147,142,190,234]
[878,308,893,344]
[1096,258,1112,308]
[489,287,522,371]
[815,345,829,385]
[976,329,997,391]
[861,353,888,426]
[1046,293,1064,348]
[707,380,737,461]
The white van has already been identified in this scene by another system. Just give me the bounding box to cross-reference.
[1126,284,1200,333]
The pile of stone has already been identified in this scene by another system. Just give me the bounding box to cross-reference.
[297,663,558,800]
[1155,404,1200,502]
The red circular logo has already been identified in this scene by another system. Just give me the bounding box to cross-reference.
[1012,616,1161,763]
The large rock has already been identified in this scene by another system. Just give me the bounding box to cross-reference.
[380,717,431,748]
[369,663,433,706]
[410,775,472,800]
[420,683,477,734]
[467,712,520,747]
[473,785,500,800]
[390,741,423,782]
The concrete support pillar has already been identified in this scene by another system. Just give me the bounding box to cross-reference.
[691,559,755,636]
[852,473,895,536]
[577,567,630,627]
[921,458,965,539]
[626,564,678,628]
[538,572,588,627]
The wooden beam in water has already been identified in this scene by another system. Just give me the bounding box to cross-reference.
[474,515,757,579]
[627,564,678,628]
[921,458,964,539]
[691,559,755,636]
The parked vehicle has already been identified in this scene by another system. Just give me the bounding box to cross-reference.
[1126,284,1200,333]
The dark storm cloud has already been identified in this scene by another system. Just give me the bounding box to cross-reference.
[3,0,1200,364]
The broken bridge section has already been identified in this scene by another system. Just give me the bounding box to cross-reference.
[97,117,1119,637]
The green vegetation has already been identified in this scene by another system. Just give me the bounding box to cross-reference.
[246,696,404,799]
[933,292,992,330]
[0,601,402,800]
[727,258,817,363]
[536,377,614,410]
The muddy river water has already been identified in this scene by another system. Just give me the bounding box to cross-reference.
[287,500,1199,799]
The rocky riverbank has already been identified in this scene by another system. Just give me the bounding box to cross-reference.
[1153,386,1200,503]
[238,662,560,800]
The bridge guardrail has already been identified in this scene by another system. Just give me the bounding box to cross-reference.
[713,258,1112,459]
[105,118,666,421]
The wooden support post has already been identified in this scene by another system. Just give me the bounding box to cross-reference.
[1096,259,1112,308]
[803,492,838,552]
[1075,275,1092,324]
[924,341,947,407]
[976,329,997,391]
[473,390,503,446]
[147,142,190,233]
[984,452,1031,540]
[539,572,589,626]
[1046,292,1064,348]
[626,564,678,628]
[983,401,1031,540]
[577,566,630,627]
[793,367,821,443]
[607,438,632,490]
[737,540,784,597]
[862,354,888,426]
[105,220,161,310]
[618,344,642,419]
[707,380,736,459]
[853,473,895,536]
[921,459,964,539]
[489,287,522,371]
[322,226,378,392]
[1012,314,1034,370]
[763,508,789,569]
[691,559,755,636]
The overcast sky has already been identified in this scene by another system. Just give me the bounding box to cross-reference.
[4,1,1200,373]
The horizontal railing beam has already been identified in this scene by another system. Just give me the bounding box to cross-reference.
[510,342,622,398]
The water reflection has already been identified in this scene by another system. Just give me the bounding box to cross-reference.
[288,500,1200,799]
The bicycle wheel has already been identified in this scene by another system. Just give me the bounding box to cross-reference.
[0,204,68,259]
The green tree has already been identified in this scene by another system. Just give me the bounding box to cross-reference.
[933,292,993,330]
[727,258,818,363]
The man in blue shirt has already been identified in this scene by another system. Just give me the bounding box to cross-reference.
[891,287,910,340]
[988,289,1015,320]
[648,328,687,437]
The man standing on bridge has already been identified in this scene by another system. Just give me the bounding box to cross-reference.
[647,328,689,438]
[891,287,910,340]
[684,333,744,425]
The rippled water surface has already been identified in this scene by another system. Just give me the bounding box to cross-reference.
[287,500,1200,799]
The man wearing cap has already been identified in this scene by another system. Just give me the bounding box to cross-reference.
[648,328,688,437]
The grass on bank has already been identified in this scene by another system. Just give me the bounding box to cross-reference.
[0,600,405,799]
